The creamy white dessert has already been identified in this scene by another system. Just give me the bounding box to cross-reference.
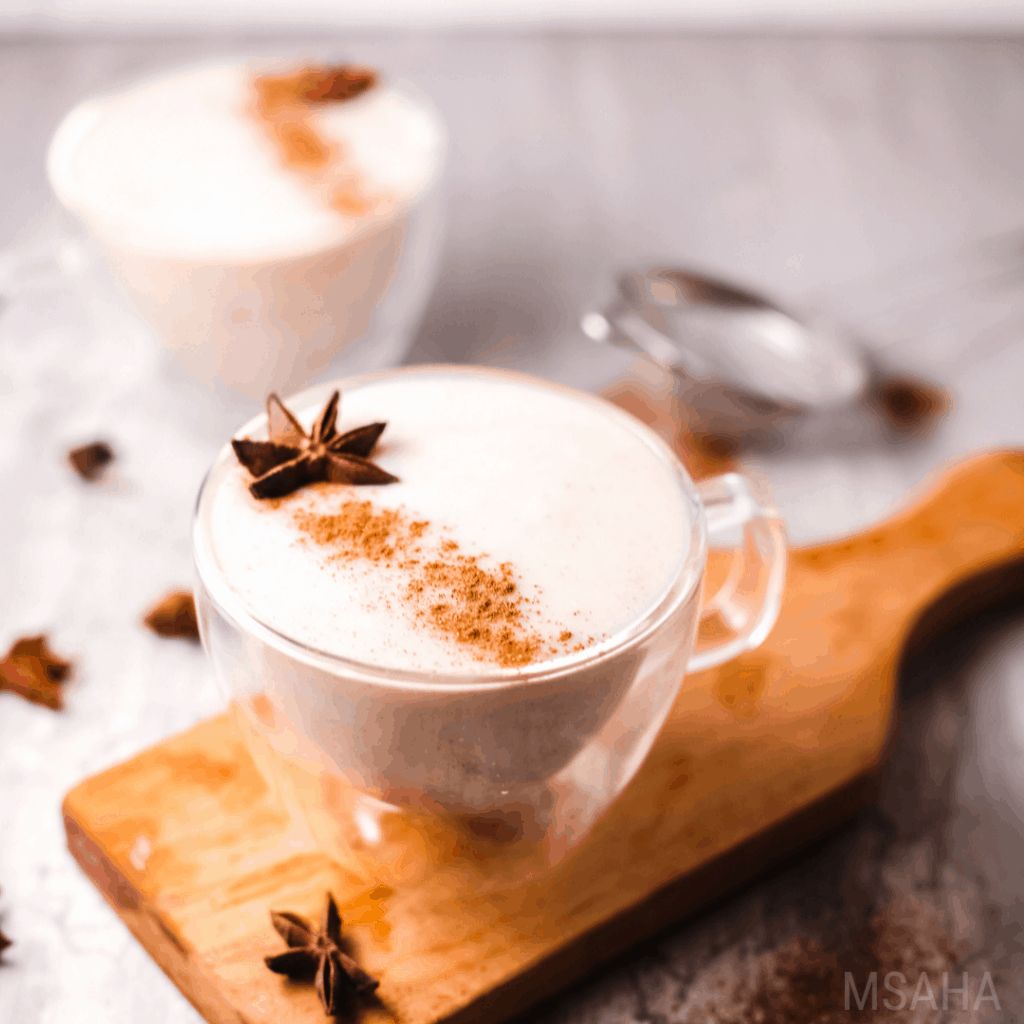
[204,367,692,674]
[195,368,702,825]
[47,61,447,399]
[48,61,445,261]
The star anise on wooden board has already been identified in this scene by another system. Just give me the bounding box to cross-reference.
[67,441,114,481]
[264,892,379,1017]
[233,391,398,499]
[0,636,72,710]
[143,591,200,640]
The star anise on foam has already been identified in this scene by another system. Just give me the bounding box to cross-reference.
[232,391,397,500]
[264,893,379,1017]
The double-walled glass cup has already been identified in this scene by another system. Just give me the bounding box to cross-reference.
[47,62,447,405]
[192,367,786,888]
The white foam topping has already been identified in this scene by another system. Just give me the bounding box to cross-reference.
[202,369,692,675]
[47,62,445,261]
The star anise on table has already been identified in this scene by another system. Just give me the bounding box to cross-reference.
[143,591,200,640]
[67,441,114,481]
[232,391,398,500]
[0,636,73,710]
[264,892,379,1017]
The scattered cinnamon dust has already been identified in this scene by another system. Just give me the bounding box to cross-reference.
[294,501,427,564]
[251,63,381,214]
[332,189,372,216]
[409,558,543,668]
[293,498,571,668]
[271,121,331,169]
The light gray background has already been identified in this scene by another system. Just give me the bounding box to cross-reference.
[2,34,1024,1022]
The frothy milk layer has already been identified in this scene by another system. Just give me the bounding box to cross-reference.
[204,370,692,674]
[48,62,445,261]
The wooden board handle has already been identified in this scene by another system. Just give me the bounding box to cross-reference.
[789,448,1024,643]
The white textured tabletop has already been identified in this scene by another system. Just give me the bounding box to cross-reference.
[2,33,1024,1023]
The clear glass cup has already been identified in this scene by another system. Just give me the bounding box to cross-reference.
[46,61,447,406]
[192,368,786,890]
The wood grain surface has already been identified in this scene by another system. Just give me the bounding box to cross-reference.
[61,449,1024,1024]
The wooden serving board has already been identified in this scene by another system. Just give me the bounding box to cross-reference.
[63,450,1024,1024]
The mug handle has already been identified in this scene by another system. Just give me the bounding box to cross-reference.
[686,473,787,673]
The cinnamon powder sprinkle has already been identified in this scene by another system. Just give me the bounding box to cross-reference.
[272,121,332,169]
[251,64,380,211]
[294,501,426,563]
[293,498,569,668]
[409,558,542,668]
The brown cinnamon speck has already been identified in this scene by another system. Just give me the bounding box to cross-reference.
[409,557,543,667]
[295,501,406,563]
[292,498,575,667]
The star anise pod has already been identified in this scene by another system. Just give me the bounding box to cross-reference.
[67,441,114,481]
[0,636,73,710]
[233,391,397,500]
[143,591,200,640]
[255,64,377,115]
[264,892,379,1017]
[304,66,377,103]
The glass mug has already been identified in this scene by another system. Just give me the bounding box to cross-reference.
[192,367,786,888]
[47,62,447,406]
